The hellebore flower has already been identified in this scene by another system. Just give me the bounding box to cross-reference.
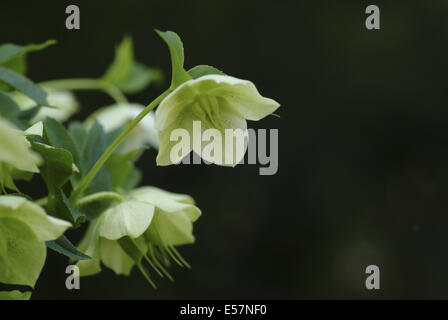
[155,74,280,166]
[0,195,71,287]
[76,187,201,286]
[87,103,159,152]
[0,117,41,192]
[9,86,79,123]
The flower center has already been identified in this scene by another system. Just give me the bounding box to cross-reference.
[192,95,222,129]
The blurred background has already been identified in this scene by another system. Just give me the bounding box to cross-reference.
[1,0,448,299]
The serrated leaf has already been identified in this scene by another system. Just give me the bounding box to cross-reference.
[116,63,163,94]
[46,234,91,260]
[121,167,142,191]
[188,65,225,79]
[103,36,162,94]
[44,118,80,169]
[47,188,85,226]
[106,148,142,190]
[0,67,48,106]
[30,140,73,187]
[103,36,134,84]
[78,122,113,220]
[155,30,191,88]
[68,121,88,165]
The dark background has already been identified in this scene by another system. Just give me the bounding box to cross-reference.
[2,0,448,299]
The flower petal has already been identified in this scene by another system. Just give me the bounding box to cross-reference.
[99,238,135,276]
[198,74,280,121]
[155,109,197,166]
[99,200,155,240]
[0,217,46,287]
[145,209,195,246]
[76,218,102,277]
[155,83,196,131]
[130,186,201,222]
[0,118,41,172]
[88,103,159,151]
[0,195,71,241]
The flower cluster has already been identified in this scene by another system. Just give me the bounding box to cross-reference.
[0,30,279,298]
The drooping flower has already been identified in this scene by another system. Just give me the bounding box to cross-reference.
[155,74,280,166]
[9,86,79,123]
[87,103,159,152]
[0,117,41,192]
[76,186,201,286]
[0,195,71,287]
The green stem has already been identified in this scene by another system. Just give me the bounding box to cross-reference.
[76,191,124,206]
[69,89,171,202]
[39,78,128,103]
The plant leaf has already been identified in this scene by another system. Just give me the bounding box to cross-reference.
[106,148,142,190]
[103,36,134,84]
[46,234,91,260]
[188,65,225,79]
[116,63,163,94]
[29,140,74,188]
[103,36,162,94]
[0,67,48,106]
[0,91,20,118]
[155,29,191,88]
[44,118,81,169]
[0,40,56,65]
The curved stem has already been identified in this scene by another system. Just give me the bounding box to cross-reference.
[39,78,128,103]
[76,191,124,206]
[69,89,171,202]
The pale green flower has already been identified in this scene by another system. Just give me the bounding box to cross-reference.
[9,86,79,123]
[0,195,71,287]
[87,103,158,152]
[155,74,280,166]
[77,187,200,282]
[0,117,41,192]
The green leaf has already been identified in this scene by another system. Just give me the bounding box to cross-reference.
[0,217,46,287]
[30,140,74,188]
[103,36,134,84]
[68,121,88,164]
[0,40,56,76]
[188,65,225,79]
[0,67,48,106]
[29,139,85,225]
[46,188,85,226]
[116,63,163,94]
[0,92,20,118]
[121,167,142,191]
[0,290,32,300]
[0,40,56,65]
[78,122,113,220]
[44,118,81,169]
[82,122,113,193]
[54,189,86,225]
[155,29,191,88]
[103,36,162,94]
[46,234,91,260]
[106,148,142,190]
